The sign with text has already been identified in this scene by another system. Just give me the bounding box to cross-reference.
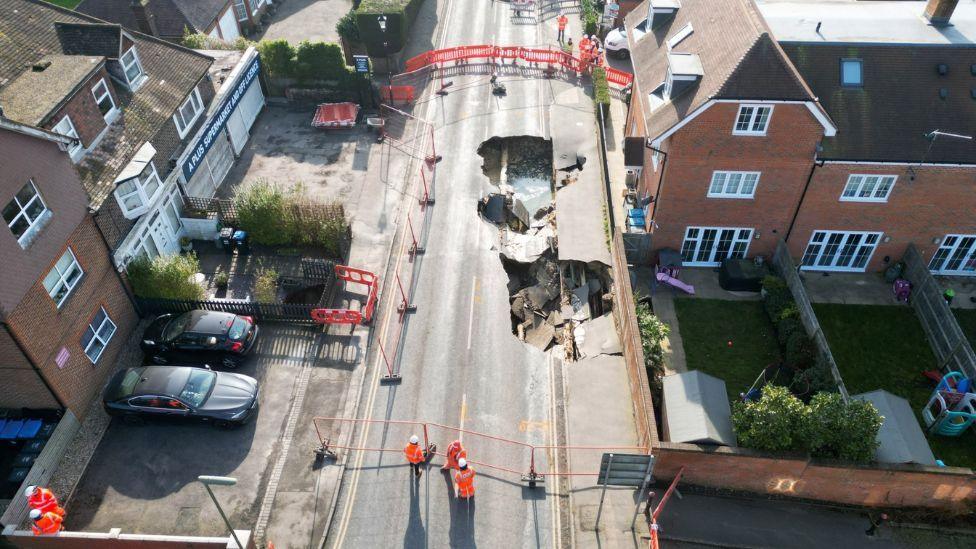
[603,2,619,24]
[182,54,262,182]
[55,346,70,369]
[353,55,370,74]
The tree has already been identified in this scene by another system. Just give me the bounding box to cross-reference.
[234,180,290,246]
[731,385,806,453]
[126,253,205,300]
[803,392,882,463]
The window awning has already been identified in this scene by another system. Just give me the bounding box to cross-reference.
[114,142,156,184]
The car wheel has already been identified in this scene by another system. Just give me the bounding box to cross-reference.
[214,420,236,430]
[618,50,630,60]
[222,356,242,369]
[122,414,144,426]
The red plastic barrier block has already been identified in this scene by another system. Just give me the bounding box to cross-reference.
[380,85,415,103]
[311,308,363,325]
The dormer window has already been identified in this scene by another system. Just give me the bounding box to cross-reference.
[91,78,118,124]
[121,46,147,90]
[174,89,204,138]
[52,115,84,161]
[114,143,162,218]
[647,0,681,29]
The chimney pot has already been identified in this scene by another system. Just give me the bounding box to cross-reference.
[924,0,959,26]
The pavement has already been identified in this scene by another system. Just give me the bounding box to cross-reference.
[259,0,354,45]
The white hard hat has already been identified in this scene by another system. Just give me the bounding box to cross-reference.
[29,509,41,520]
[409,435,420,444]
[24,485,37,498]
[458,458,468,469]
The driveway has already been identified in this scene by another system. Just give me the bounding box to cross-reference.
[65,323,333,536]
[260,0,354,45]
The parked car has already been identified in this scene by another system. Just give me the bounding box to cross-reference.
[141,310,258,369]
[103,366,259,428]
[604,27,629,59]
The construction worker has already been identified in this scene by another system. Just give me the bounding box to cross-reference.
[404,434,426,478]
[579,34,591,59]
[454,458,476,499]
[441,439,467,470]
[25,486,64,517]
[557,14,568,42]
[29,509,63,536]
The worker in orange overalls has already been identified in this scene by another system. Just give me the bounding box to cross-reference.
[557,14,568,42]
[454,458,476,499]
[579,34,591,61]
[25,486,64,517]
[404,435,427,479]
[29,509,63,536]
[441,440,468,470]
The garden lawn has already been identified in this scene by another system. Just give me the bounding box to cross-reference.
[673,298,781,402]
[45,0,81,8]
[955,309,976,349]
[814,303,976,470]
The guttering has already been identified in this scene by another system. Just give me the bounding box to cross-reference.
[818,159,976,168]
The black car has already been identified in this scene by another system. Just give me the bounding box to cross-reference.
[103,366,259,428]
[141,310,258,369]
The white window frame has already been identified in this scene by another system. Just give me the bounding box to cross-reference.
[248,0,265,13]
[800,230,882,272]
[928,235,976,276]
[840,174,896,203]
[91,78,117,123]
[234,0,249,21]
[666,23,693,50]
[680,226,754,267]
[114,161,163,218]
[733,104,773,136]
[43,248,84,308]
[3,180,51,248]
[81,307,117,364]
[707,171,760,199]
[120,46,147,89]
[52,115,83,160]
[841,58,862,87]
[173,88,204,138]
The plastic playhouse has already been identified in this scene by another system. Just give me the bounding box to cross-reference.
[922,371,976,436]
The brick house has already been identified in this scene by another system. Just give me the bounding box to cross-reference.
[623,0,976,275]
[77,0,244,44]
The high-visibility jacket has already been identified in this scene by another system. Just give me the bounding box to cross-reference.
[27,488,64,517]
[455,467,476,498]
[31,512,62,536]
[404,442,425,464]
[579,37,590,53]
[557,16,568,30]
[445,440,467,468]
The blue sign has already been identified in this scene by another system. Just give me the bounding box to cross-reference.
[182,54,262,182]
[353,55,370,74]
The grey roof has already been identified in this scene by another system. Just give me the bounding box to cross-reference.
[55,22,122,57]
[663,370,736,446]
[77,0,230,39]
[0,0,213,211]
[0,54,103,125]
[758,0,976,45]
[853,390,936,466]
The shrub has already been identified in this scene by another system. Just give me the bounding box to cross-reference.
[234,180,290,246]
[592,67,611,110]
[785,330,817,370]
[336,9,361,42]
[182,29,253,51]
[776,315,802,346]
[803,392,882,463]
[295,41,348,83]
[636,301,670,371]
[234,181,350,255]
[127,253,205,300]
[253,268,279,303]
[732,385,806,453]
[256,39,297,80]
[580,0,599,35]
[761,275,792,324]
[794,356,838,396]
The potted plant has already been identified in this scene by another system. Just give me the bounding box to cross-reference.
[180,236,193,252]
[213,268,230,290]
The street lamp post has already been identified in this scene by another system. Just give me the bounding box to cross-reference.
[378,15,393,104]
[198,475,243,549]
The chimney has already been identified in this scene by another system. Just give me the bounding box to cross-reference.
[130,0,158,36]
[924,0,959,26]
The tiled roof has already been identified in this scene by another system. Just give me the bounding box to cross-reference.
[55,22,122,57]
[625,0,815,142]
[0,54,103,125]
[77,0,229,39]
[0,0,213,210]
[780,43,976,164]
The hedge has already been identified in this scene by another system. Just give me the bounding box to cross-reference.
[254,39,368,89]
[592,66,611,110]
[580,0,599,35]
[355,0,425,56]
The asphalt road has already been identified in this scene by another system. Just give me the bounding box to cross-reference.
[326,2,560,548]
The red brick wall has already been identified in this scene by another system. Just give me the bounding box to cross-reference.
[4,532,254,549]
[0,325,60,410]
[651,102,822,261]
[787,163,976,272]
[655,442,976,511]
[5,217,137,420]
[42,66,117,149]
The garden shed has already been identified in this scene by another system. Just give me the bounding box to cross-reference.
[853,390,936,466]
[662,370,736,446]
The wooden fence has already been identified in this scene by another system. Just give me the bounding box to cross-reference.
[902,244,976,378]
[772,239,850,401]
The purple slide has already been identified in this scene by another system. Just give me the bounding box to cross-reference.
[656,271,695,295]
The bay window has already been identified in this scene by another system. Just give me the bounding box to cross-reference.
[114,161,162,218]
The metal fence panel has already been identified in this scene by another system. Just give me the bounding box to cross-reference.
[772,240,850,401]
[902,244,976,378]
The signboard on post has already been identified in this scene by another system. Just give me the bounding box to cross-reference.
[353,55,371,74]
[602,2,620,27]
[595,452,655,531]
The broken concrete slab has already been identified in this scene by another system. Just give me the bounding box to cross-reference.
[571,285,591,321]
[500,226,553,263]
[524,315,556,350]
[576,314,623,358]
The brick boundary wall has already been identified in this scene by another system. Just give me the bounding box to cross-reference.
[610,232,659,450]
[654,441,976,511]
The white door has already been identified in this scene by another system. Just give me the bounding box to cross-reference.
[239,80,265,128]
[218,8,241,41]
[929,235,976,276]
[680,227,753,266]
[149,210,179,255]
[227,109,248,154]
[801,230,881,272]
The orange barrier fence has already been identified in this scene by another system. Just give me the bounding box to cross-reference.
[403,45,634,87]
[380,85,415,104]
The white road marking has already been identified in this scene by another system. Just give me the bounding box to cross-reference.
[459,393,467,442]
[466,276,477,350]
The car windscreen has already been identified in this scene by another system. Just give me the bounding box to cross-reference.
[179,370,217,408]
[162,312,192,341]
[228,316,249,340]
